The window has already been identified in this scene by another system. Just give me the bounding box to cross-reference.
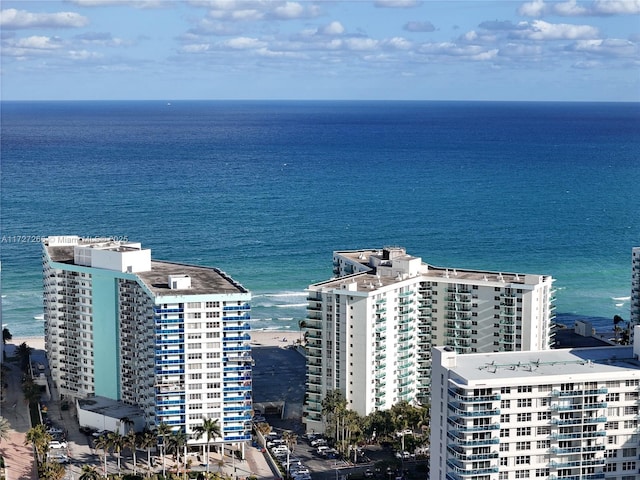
[604,463,617,472]
[622,461,636,471]
[536,440,550,449]
[537,412,550,421]
[515,456,530,465]
[517,398,532,408]
[516,441,531,450]
[517,386,532,393]
[501,414,510,423]
[517,413,532,422]
[500,457,508,466]
[536,426,550,435]
[515,470,530,479]
[516,427,531,436]
[535,469,549,477]
[500,443,510,452]
[622,447,637,457]
[500,429,510,438]
[501,387,511,394]
[501,400,511,408]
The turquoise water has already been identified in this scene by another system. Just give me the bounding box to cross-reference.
[1,100,639,337]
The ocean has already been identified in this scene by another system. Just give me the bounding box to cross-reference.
[1,100,639,338]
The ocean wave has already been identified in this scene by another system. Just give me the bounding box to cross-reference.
[274,303,307,308]
[611,296,631,301]
[259,292,306,298]
[33,314,44,321]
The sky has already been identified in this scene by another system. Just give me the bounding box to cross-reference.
[1,0,639,101]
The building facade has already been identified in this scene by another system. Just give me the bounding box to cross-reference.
[303,247,555,433]
[43,236,252,451]
[430,328,640,480]
[632,247,640,331]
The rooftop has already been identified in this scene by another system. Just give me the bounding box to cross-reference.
[43,236,247,295]
[439,344,640,387]
[317,247,551,292]
[138,261,247,295]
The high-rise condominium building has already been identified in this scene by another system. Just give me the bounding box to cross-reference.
[632,247,640,329]
[430,327,640,480]
[42,236,252,450]
[303,247,554,433]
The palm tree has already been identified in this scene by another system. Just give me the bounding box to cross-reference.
[124,430,139,475]
[614,314,624,343]
[107,430,125,474]
[93,433,111,477]
[192,417,221,475]
[0,417,11,445]
[2,327,12,344]
[297,320,307,344]
[38,460,65,480]
[79,465,101,480]
[120,416,135,434]
[25,424,51,463]
[138,429,157,473]
[282,430,297,473]
[166,430,188,475]
[321,389,347,445]
[22,378,42,406]
[156,422,173,478]
[15,342,32,371]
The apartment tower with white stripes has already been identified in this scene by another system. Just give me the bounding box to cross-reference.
[632,247,640,331]
[430,327,640,480]
[42,236,252,452]
[303,247,555,433]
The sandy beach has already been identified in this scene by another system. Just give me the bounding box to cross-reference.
[9,330,301,353]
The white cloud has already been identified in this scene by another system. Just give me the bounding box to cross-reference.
[568,38,638,57]
[553,0,589,16]
[593,0,640,15]
[518,0,640,17]
[67,49,103,60]
[518,0,547,17]
[471,49,498,61]
[272,2,304,19]
[513,20,599,40]
[256,47,304,58]
[208,9,263,21]
[12,35,63,50]
[417,41,495,59]
[571,60,601,68]
[223,36,266,49]
[0,8,89,29]
[181,43,210,53]
[344,37,378,51]
[320,21,345,36]
[381,37,412,50]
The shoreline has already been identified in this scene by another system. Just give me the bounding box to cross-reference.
[8,329,302,352]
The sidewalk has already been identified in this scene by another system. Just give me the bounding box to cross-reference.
[1,343,39,480]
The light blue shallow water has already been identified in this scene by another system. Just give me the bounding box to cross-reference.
[1,100,639,337]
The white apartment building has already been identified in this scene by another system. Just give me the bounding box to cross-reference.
[632,247,640,330]
[430,327,640,480]
[43,236,252,452]
[303,247,554,433]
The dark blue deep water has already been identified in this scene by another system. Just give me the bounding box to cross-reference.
[1,100,639,337]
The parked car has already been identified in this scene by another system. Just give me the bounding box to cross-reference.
[311,437,327,447]
[49,441,67,449]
